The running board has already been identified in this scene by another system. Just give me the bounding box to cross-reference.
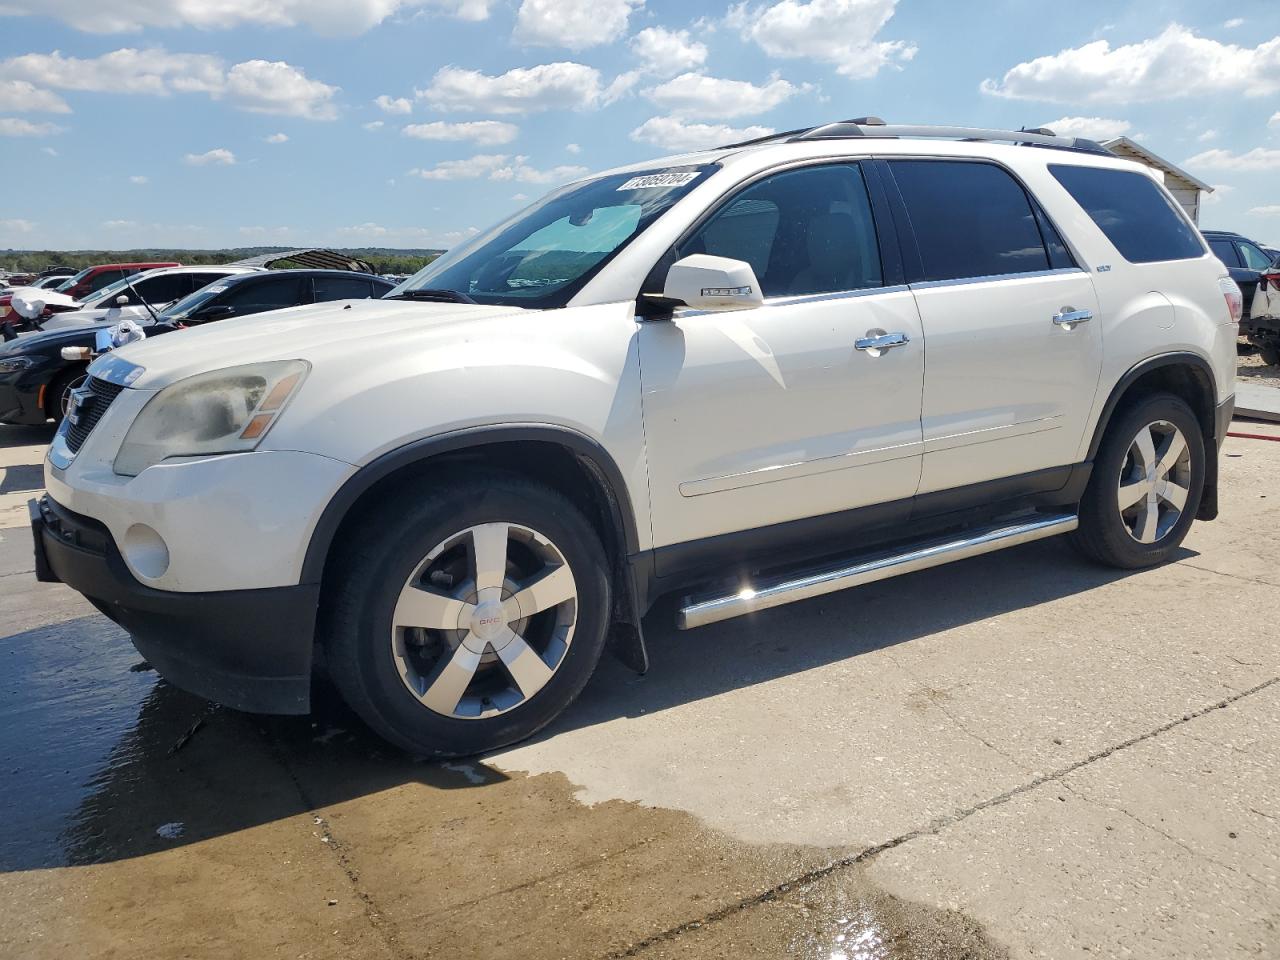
[677,513,1078,630]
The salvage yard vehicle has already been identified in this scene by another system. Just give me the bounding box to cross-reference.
[1246,254,1280,365]
[0,260,179,325]
[32,120,1239,757]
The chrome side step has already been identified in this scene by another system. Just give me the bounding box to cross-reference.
[677,513,1078,630]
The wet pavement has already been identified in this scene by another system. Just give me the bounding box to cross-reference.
[1,420,1278,959]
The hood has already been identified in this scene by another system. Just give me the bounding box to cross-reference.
[0,321,109,355]
[103,298,532,388]
[11,289,78,318]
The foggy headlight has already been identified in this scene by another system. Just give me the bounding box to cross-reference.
[114,360,309,477]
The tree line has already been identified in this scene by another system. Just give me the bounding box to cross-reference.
[1,247,442,276]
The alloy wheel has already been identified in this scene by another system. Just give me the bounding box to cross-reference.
[1116,420,1192,544]
[390,522,577,720]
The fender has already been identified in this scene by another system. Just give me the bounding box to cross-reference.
[1086,351,1221,521]
[299,423,649,671]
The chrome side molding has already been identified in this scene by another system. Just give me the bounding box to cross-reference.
[677,512,1079,630]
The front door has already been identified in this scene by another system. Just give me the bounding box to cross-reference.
[884,158,1103,494]
[638,162,926,573]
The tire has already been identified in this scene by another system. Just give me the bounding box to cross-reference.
[45,366,87,425]
[1259,342,1280,367]
[1070,393,1205,569]
[322,471,611,758]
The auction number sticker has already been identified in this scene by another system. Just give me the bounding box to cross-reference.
[617,171,700,191]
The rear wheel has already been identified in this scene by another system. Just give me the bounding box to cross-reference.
[1071,393,1205,569]
[323,472,611,757]
[1258,342,1280,366]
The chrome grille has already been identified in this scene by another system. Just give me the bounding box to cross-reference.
[64,376,125,454]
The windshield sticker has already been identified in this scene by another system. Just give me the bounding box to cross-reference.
[616,171,700,191]
[205,284,229,294]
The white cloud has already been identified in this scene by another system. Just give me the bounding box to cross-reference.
[512,192,529,200]
[629,26,707,75]
[515,0,642,50]
[0,49,338,120]
[375,94,412,114]
[224,60,339,120]
[1184,147,1280,171]
[1201,184,1234,206]
[1040,116,1131,140]
[417,61,608,114]
[184,147,236,166]
[1196,128,1218,142]
[0,79,70,113]
[402,120,518,145]
[0,117,64,136]
[0,0,483,35]
[102,219,138,229]
[363,120,385,130]
[1249,205,1280,216]
[265,132,289,143]
[240,225,294,238]
[727,0,915,79]
[1224,18,1244,29]
[631,116,772,152]
[645,71,806,118]
[409,153,587,183]
[1,218,35,233]
[565,142,580,154]
[1271,111,1280,128]
[982,25,1280,103]
[41,146,57,156]
[129,174,147,183]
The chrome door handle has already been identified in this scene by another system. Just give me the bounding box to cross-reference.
[1052,308,1093,328]
[855,331,910,355]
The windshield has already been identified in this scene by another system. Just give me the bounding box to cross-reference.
[83,272,144,306]
[53,268,93,293]
[390,165,715,308]
[160,281,230,322]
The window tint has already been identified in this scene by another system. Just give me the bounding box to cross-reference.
[679,163,883,298]
[1049,165,1205,263]
[87,269,127,293]
[220,276,302,316]
[133,273,192,305]
[1208,239,1241,267]
[1239,241,1271,271]
[312,275,372,302]
[890,160,1050,281]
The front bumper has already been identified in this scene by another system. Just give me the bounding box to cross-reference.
[32,495,318,714]
[0,370,47,424]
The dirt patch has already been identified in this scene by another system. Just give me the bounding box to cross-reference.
[1237,339,1280,387]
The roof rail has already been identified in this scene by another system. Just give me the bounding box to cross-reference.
[788,120,1111,156]
[719,119,1111,156]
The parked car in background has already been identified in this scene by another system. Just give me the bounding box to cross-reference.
[28,275,72,291]
[0,268,394,425]
[1203,230,1273,324]
[17,265,264,332]
[0,260,180,324]
[31,121,1238,758]
[1248,253,1280,365]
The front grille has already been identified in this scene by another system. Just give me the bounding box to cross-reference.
[65,376,125,454]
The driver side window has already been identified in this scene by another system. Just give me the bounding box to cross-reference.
[677,164,883,298]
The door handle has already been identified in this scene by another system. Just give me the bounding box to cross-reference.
[1052,308,1093,328]
[855,330,910,356]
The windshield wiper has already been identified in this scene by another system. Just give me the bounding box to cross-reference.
[387,288,477,304]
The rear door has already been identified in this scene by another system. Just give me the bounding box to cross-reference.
[883,158,1102,494]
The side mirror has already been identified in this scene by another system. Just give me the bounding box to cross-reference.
[662,255,764,312]
[115,294,129,306]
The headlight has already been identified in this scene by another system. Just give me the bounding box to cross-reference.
[114,360,309,477]
[0,355,38,373]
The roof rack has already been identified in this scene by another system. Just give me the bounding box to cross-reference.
[720,118,1112,157]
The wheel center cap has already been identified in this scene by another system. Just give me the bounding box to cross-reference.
[469,599,507,643]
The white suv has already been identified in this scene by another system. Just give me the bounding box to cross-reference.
[32,121,1239,757]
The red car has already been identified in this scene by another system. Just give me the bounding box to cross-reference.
[0,261,180,326]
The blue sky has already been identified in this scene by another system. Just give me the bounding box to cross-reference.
[1,0,1278,250]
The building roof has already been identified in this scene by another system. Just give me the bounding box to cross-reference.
[1101,137,1213,193]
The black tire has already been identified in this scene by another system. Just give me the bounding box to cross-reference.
[1070,393,1205,569]
[45,366,87,425]
[1259,342,1280,367]
[322,471,611,758]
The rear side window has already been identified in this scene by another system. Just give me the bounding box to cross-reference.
[1208,239,1240,267]
[312,275,372,302]
[1239,241,1272,271]
[1049,165,1205,263]
[888,160,1051,282]
[221,276,302,316]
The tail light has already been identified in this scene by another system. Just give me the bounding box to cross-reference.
[1219,277,1243,324]
[1261,272,1280,291]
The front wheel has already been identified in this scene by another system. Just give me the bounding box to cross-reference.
[323,472,611,757]
[1070,393,1205,569]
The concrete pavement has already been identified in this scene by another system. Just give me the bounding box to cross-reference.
[1,419,1277,959]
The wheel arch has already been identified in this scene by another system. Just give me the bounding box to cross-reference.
[302,424,649,671]
[1087,352,1221,520]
